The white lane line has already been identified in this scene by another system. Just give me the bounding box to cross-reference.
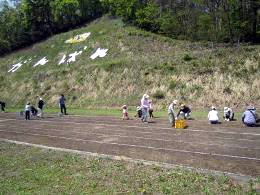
[2,126,260,151]
[25,119,260,136]
[0,138,254,182]
[4,119,260,137]
[2,122,260,143]
[0,119,16,122]
[1,129,260,161]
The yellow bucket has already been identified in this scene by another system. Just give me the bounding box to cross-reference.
[175,119,187,129]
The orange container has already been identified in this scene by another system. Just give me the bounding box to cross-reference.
[175,119,187,129]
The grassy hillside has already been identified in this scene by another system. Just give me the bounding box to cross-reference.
[0,16,259,110]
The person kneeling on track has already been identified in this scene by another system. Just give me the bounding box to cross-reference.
[242,106,260,127]
[208,106,219,124]
[223,107,235,121]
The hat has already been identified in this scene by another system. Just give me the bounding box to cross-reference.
[39,97,43,100]
[145,94,149,99]
[27,102,30,105]
[224,107,228,111]
[247,106,256,110]
[122,105,127,108]
[172,100,178,105]
[211,106,216,110]
[181,104,185,107]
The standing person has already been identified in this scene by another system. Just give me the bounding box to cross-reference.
[0,101,6,112]
[242,106,259,127]
[148,100,154,118]
[38,97,45,118]
[168,100,178,127]
[223,107,234,121]
[59,94,67,115]
[141,94,150,122]
[121,105,129,120]
[176,104,191,119]
[25,102,31,120]
[208,106,219,124]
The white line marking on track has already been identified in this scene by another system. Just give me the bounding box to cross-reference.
[2,125,260,150]
[25,119,260,136]
[2,121,260,143]
[1,129,260,161]
[0,138,254,182]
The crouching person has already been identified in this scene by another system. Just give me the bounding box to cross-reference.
[223,107,234,121]
[176,104,191,119]
[208,106,219,124]
[242,106,259,127]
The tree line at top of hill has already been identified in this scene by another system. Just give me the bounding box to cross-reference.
[0,0,259,56]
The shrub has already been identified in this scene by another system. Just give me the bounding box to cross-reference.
[152,90,165,99]
[183,54,193,61]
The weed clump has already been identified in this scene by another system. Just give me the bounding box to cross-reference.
[152,90,165,99]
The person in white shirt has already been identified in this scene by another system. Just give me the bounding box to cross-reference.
[25,102,31,120]
[168,100,178,126]
[208,106,219,124]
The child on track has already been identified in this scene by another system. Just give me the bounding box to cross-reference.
[122,105,129,120]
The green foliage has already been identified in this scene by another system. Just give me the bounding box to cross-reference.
[135,2,160,31]
[51,0,81,29]
[0,0,103,55]
[152,90,165,99]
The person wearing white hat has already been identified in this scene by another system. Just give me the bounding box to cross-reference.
[37,97,45,118]
[223,107,234,121]
[168,100,178,126]
[208,106,219,124]
[141,94,150,122]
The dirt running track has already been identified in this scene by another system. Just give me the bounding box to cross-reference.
[0,113,260,178]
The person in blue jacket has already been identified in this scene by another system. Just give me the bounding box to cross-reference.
[242,106,259,127]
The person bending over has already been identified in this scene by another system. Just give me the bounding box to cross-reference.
[176,104,191,119]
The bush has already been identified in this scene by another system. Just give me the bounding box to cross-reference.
[152,90,165,99]
[0,39,11,55]
[183,54,193,61]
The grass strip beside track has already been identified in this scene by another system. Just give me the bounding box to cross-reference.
[1,141,259,194]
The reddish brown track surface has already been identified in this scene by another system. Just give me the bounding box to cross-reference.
[0,113,260,177]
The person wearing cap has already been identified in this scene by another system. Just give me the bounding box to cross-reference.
[141,94,150,122]
[242,106,259,127]
[223,107,234,121]
[25,102,31,120]
[121,105,129,120]
[168,100,178,126]
[148,100,154,118]
[37,97,45,118]
[176,104,191,119]
[208,106,219,124]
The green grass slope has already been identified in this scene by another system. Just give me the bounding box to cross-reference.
[0,16,259,110]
